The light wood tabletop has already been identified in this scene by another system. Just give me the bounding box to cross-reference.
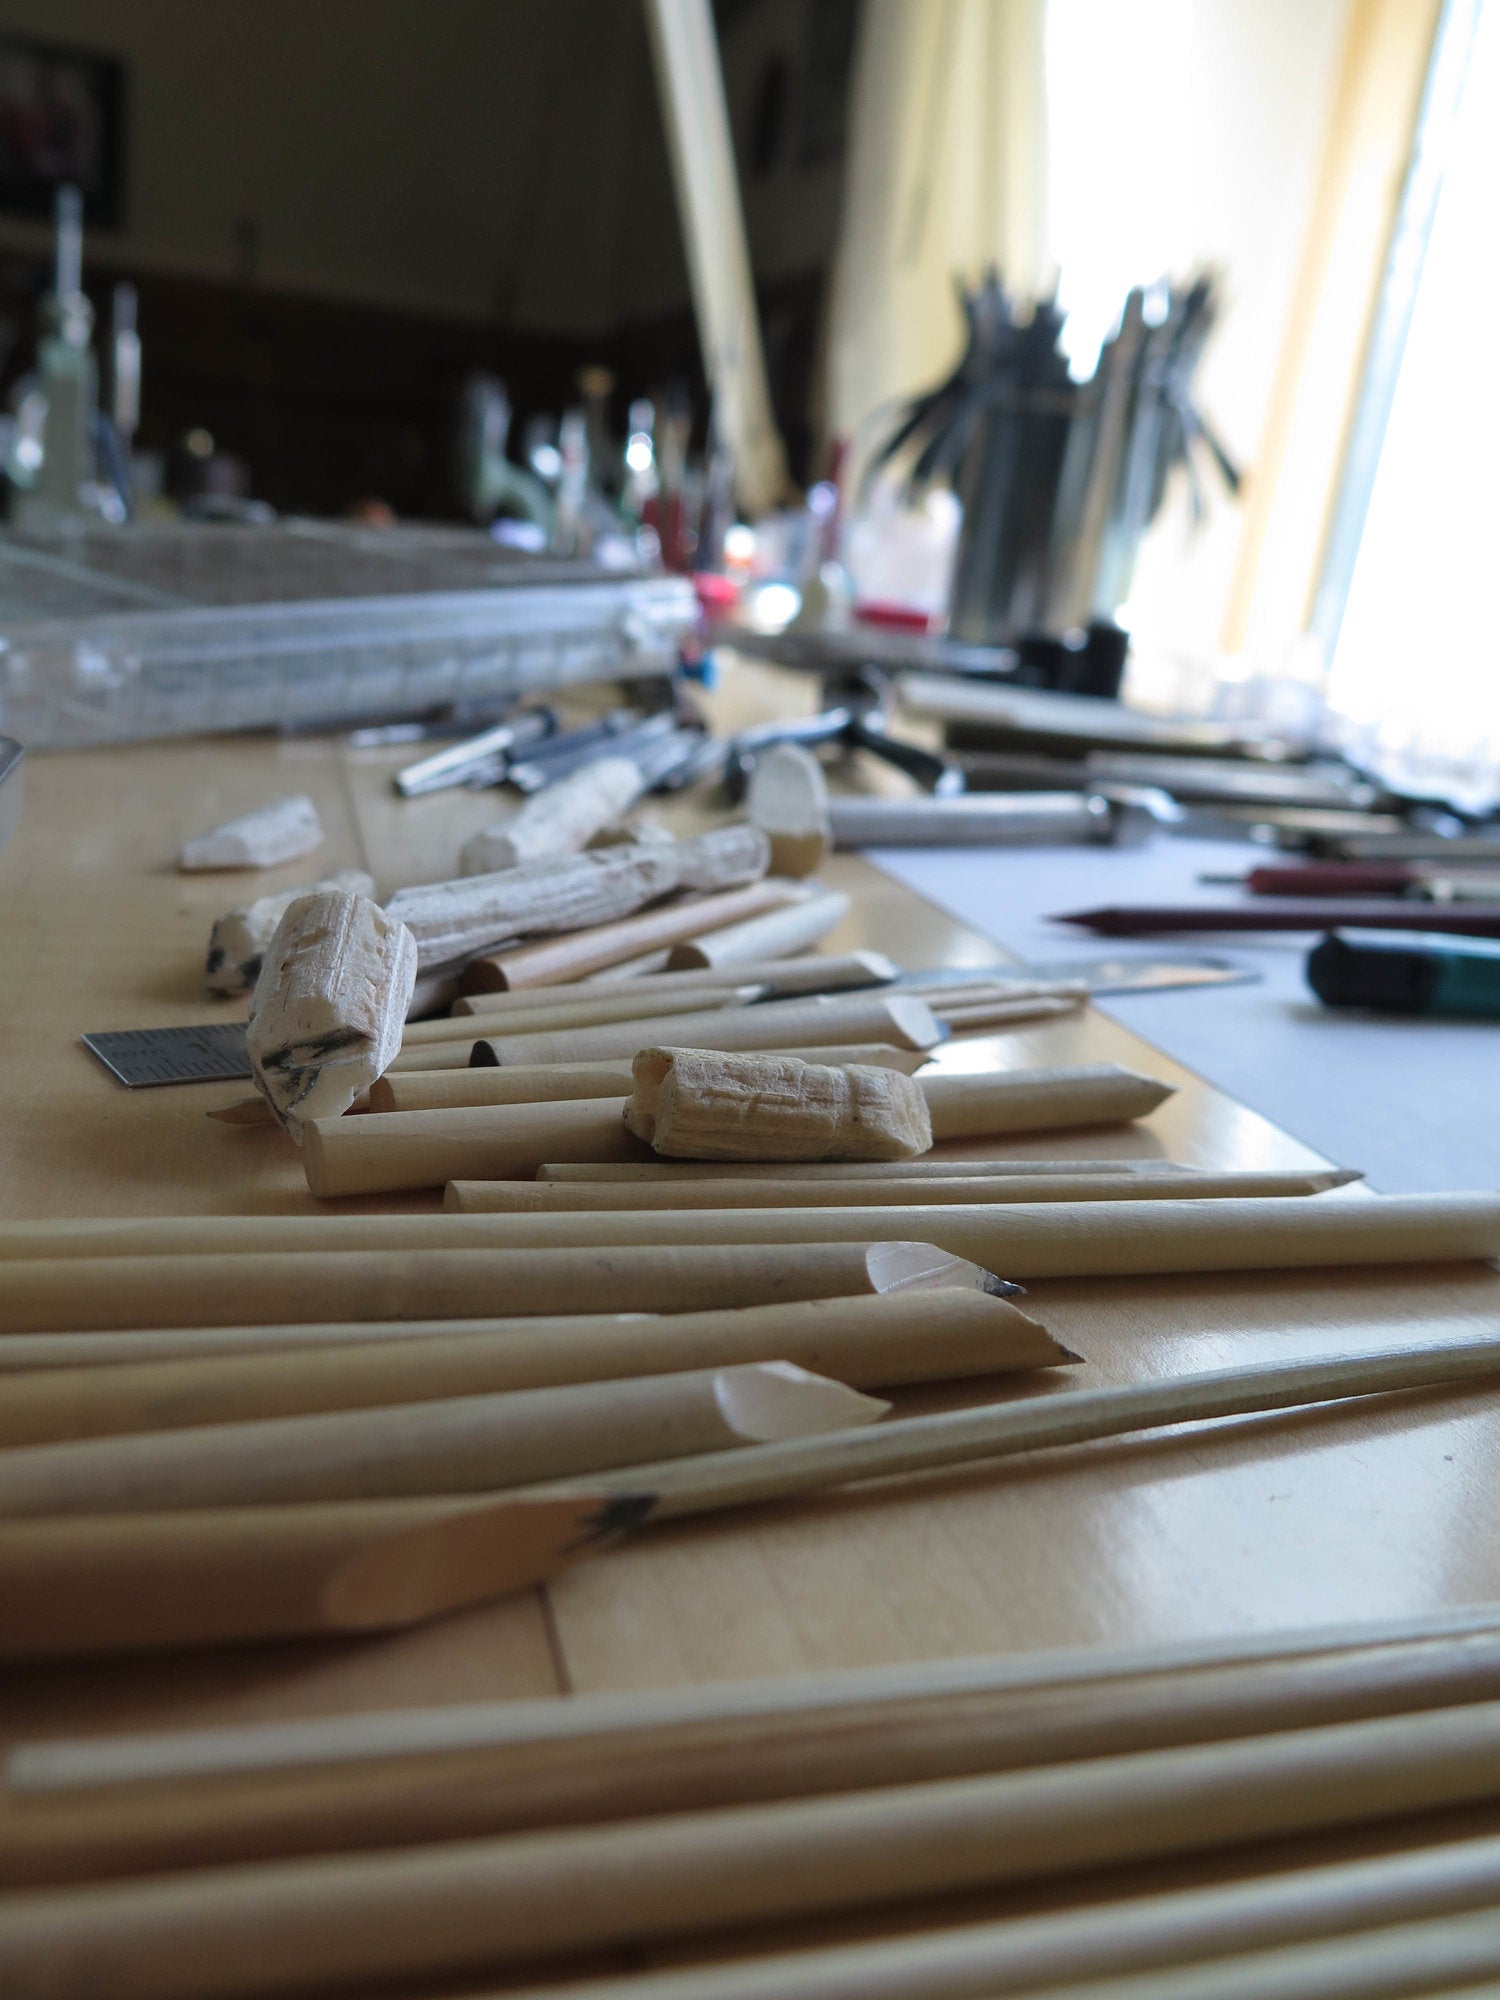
[2,696,1499,1929]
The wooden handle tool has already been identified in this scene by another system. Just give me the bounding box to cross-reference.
[0,1240,998,1330]
[0,1365,887,1518]
[0,1292,1070,1445]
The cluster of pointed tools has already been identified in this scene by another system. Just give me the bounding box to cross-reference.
[12,751,1500,1994]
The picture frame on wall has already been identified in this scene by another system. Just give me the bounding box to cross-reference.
[0,33,125,228]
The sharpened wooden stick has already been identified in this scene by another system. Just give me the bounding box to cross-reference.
[0,1366,887,1518]
[576,1333,1500,1522]
[0,1241,998,1329]
[0,1492,607,1661]
[19,1691,1500,1996]
[462,879,798,990]
[472,1169,1361,1211]
[428,1190,1500,1276]
[0,1293,1069,1442]
[536,1157,1176,1181]
[15,1624,1500,1889]
[370,1048,929,1113]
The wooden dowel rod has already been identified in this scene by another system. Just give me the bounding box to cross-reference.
[662,890,850,969]
[0,1292,1065,1446]
[572,951,896,999]
[991,1910,1500,2000]
[0,1491,607,1661]
[399,985,752,1046]
[305,1064,1175,1195]
[537,1157,1175,1181]
[14,1623,1500,1889]
[0,1366,886,1519]
[18,1697,1500,1997]
[468,1169,1360,1212]
[0,1241,993,1332]
[371,1047,928,1114]
[0,1316,656,1373]
[469,991,946,1069]
[2,1191,1484,1278]
[587,1334,1500,1521]
[463,881,799,991]
[454,974,782,1017]
[425,1193,1500,1276]
[427,1842,1500,2000]
[385,992,947,1075]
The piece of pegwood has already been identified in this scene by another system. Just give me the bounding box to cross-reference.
[664,890,850,970]
[370,1048,928,1113]
[177,794,323,872]
[22,1684,1500,1996]
[461,1168,1360,1212]
[245,891,417,1139]
[0,1314,662,1374]
[746,743,831,878]
[934,995,1082,1030]
[0,1241,994,1330]
[205,871,375,997]
[625,1048,932,1162]
[459,758,645,875]
[460,881,804,992]
[569,952,896,999]
[0,1491,605,1662]
[428,1190,1500,1277]
[466,991,944,1069]
[14,1626,1500,1892]
[0,1291,1068,1442]
[385,825,770,971]
[397,985,754,1048]
[0,1365,887,1518]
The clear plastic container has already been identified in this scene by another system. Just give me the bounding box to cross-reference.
[0,519,697,749]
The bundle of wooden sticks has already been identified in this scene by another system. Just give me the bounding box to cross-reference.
[16,751,1500,1996]
[11,1606,1500,1996]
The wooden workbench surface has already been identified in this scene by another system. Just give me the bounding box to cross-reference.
[2,708,1498,1809]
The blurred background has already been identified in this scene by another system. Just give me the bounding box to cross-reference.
[0,0,1492,798]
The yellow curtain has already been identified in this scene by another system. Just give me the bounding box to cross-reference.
[825,0,1048,449]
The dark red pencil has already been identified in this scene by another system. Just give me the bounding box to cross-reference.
[1054,902,1500,938]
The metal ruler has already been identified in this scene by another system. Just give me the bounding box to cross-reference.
[82,1023,252,1087]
